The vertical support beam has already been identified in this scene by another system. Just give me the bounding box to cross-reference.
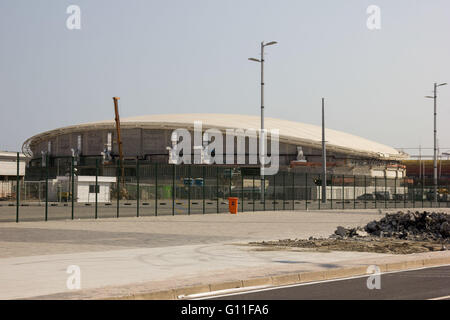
[95,159,98,219]
[136,160,140,217]
[16,152,20,223]
[353,175,356,209]
[342,174,344,210]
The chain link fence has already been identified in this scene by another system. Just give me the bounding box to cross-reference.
[1,157,449,222]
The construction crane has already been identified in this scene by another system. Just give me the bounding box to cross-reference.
[113,97,128,199]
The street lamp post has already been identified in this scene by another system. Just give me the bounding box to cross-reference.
[322,98,327,203]
[249,41,277,203]
[426,82,447,204]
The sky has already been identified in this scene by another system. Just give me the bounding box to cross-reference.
[0,0,449,157]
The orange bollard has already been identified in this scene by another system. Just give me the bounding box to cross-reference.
[228,197,238,214]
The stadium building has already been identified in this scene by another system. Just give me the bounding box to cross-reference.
[23,114,408,177]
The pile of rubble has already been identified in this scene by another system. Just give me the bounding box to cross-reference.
[332,211,450,242]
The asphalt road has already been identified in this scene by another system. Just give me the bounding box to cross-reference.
[209,266,450,300]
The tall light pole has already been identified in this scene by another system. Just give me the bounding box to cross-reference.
[426,82,447,203]
[322,98,327,203]
[249,41,277,202]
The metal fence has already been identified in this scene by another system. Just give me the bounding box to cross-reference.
[1,157,449,222]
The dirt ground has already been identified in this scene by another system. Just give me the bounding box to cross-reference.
[249,238,447,254]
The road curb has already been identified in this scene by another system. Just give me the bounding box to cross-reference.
[109,256,450,300]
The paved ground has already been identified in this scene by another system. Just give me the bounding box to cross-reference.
[0,208,449,299]
[208,265,450,300]
[0,209,388,257]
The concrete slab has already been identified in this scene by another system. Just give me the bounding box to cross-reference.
[0,209,448,299]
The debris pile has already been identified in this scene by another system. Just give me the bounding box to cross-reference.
[332,211,450,242]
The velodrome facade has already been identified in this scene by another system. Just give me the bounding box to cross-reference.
[23,114,408,177]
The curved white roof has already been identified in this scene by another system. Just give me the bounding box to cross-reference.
[23,113,407,160]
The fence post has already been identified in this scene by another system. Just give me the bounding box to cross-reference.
[273,174,276,211]
[16,152,20,223]
[117,160,120,218]
[71,156,74,220]
[241,172,244,212]
[374,176,377,209]
[292,172,295,211]
[203,166,206,214]
[318,175,321,210]
[403,177,406,208]
[136,160,140,218]
[447,181,450,208]
[422,180,424,208]
[172,164,175,216]
[305,173,308,211]
[384,174,387,209]
[95,159,98,219]
[353,175,356,209]
[263,175,266,211]
[283,172,286,210]
[342,174,344,210]
[438,178,441,208]
[330,174,333,209]
[216,166,219,213]
[229,170,232,199]
[155,163,158,216]
[188,165,191,215]
[45,154,48,221]
[253,174,255,212]
[394,176,397,209]
[364,175,367,209]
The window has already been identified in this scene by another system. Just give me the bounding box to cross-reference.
[89,185,99,193]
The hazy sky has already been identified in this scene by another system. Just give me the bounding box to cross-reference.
[0,0,449,157]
